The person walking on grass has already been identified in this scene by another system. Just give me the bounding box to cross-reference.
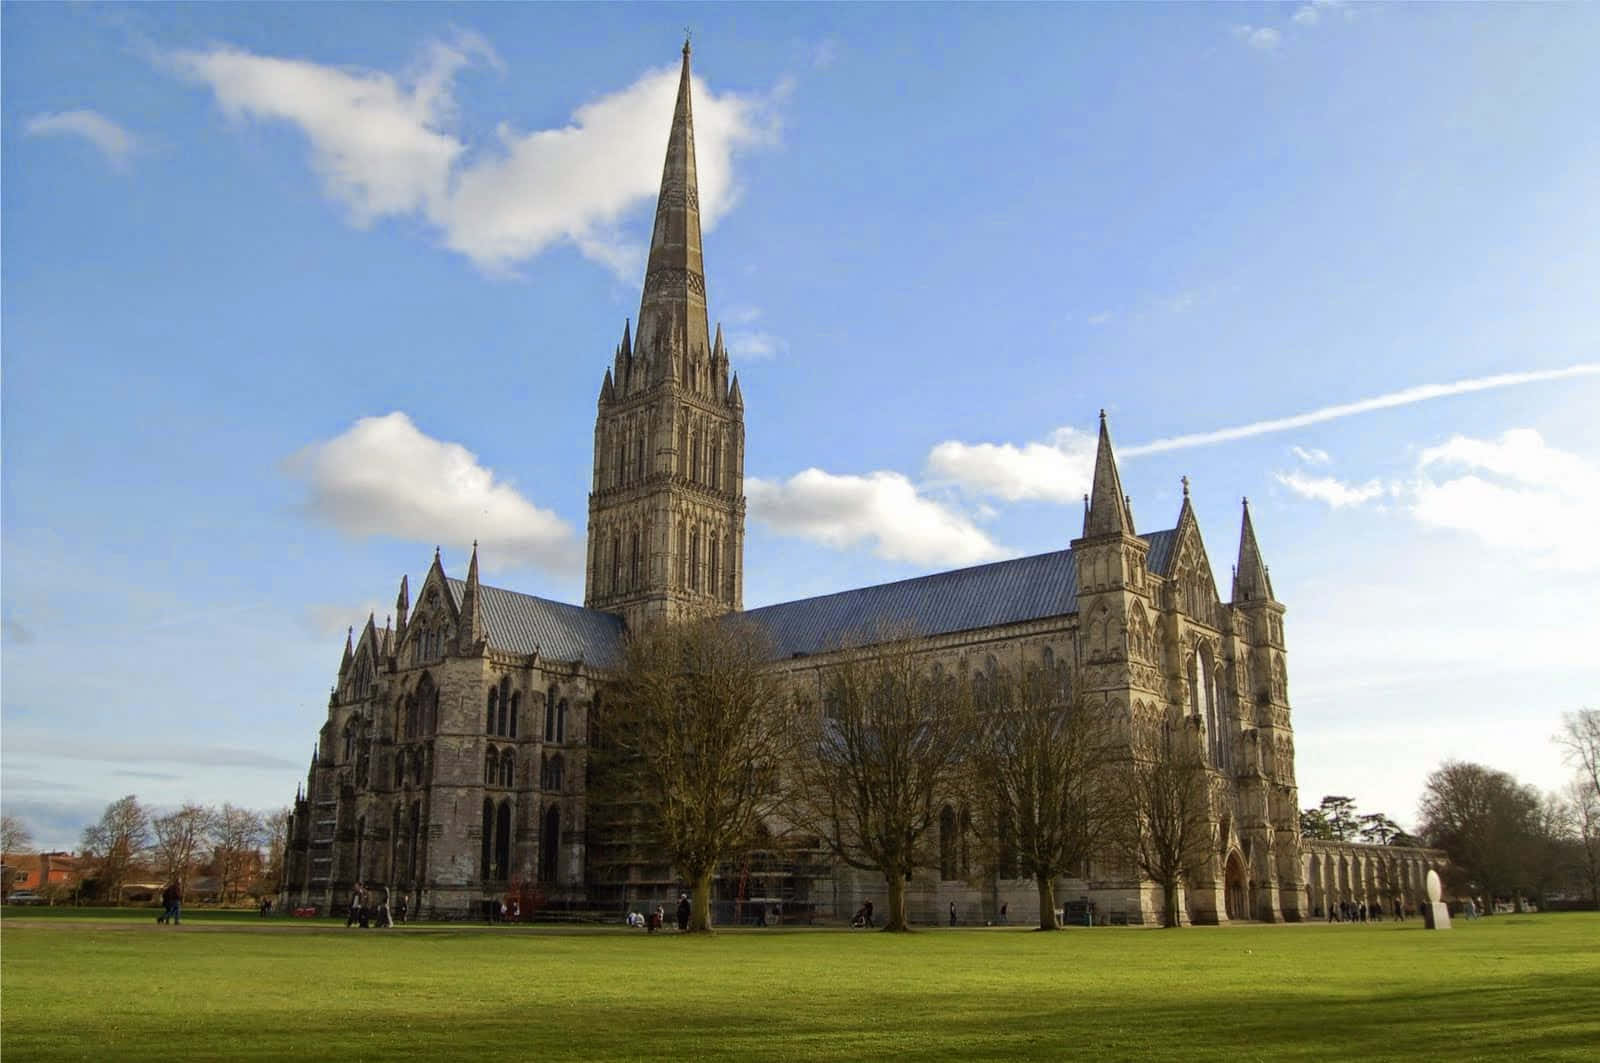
[159,879,182,925]
[677,893,691,931]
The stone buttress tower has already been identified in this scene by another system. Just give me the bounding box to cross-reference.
[1070,414,1167,918]
[585,41,745,627]
[1228,499,1305,919]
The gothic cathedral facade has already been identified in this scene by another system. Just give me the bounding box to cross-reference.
[280,44,1434,925]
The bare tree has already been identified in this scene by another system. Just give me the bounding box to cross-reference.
[1113,714,1212,928]
[261,807,292,899]
[81,795,150,904]
[1557,709,1600,804]
[1418,760,1540,911]
[600,614,795,932]
[1,815,33,900]
[210,804,266,904]
[969,662,1121,930]
[151,804,213,891]
[1567,778,1600,908]
[790,637,972,932]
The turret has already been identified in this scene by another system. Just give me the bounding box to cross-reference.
[1231,497,1275,604]
[458,540,483,650]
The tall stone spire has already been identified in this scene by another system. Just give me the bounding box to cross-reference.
[586,42,746,625]
[1084,411,1136,538]
[636,38,711,382]
[1232,497,1275,603]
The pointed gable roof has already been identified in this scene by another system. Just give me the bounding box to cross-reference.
[636,39,712,380]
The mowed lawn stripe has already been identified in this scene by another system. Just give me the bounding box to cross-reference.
[2,914,1597,1061]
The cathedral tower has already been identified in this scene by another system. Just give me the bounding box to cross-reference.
[585,41,746,626]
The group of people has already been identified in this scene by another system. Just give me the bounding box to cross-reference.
[629,894,695,933]
[1326,898,1399,923]
[345,882,397,928]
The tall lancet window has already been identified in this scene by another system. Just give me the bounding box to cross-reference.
[611,533,622,594]
[690,529,701,592]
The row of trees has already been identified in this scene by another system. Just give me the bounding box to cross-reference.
[6,796,289,905]
[1300,796,1416,846]
[600,616,1214,932]
[1407,711,1600,911]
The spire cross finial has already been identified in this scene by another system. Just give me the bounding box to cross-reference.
[683,29,692,55]
[1182,475,1190,497]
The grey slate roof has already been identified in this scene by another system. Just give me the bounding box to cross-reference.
[742,549,1078,658]
[445,578,625,668]
[1142,528,1178,576]
[439,528,1178,669]
[742,529,1179,659]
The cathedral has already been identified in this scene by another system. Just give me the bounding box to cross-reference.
[280,43,1441,925]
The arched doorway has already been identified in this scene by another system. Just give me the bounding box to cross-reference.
[1224,850,1248,921]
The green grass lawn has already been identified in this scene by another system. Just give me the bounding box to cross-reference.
[3,909,1597,1061]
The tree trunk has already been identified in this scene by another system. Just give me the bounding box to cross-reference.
[883,872,911,931]
[1036,876,1059,930]
[690,868,715,933]
[1162,876,1182,928]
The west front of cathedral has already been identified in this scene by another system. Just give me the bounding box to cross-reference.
[280,44,1440,926]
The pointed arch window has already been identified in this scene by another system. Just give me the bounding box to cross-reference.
[501,749,515,788]
[539,804,560,884]
[545,687,558,742]
[557,699,568,744]
[630,530,641,590]
[709,536,720,599]
[487,689,498,734]
[510,692,520,739]
[611,533,622,594]
[689,530,701,593]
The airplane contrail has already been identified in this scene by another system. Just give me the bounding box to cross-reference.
[1122,364,1600,457]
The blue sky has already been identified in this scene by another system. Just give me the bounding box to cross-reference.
[4,3,1597,849]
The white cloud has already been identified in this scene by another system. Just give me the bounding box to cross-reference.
[1291,445,1332,465]
[812,39,839,70]
[746,468,1008,566]
[925,426,1097,504]
[1121,364,1600,457]
[305,601,382,640]
[1410,429,1600,571]
[726,329,785,361]
[1274,470,1386,508]
[283,412,580,573]
[1231,26,1282,51]
[173,37,779,276]
[1275,428,1599,572]
[24,109,137,170]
